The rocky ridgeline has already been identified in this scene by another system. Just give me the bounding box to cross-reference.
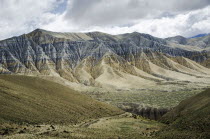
[0,29,210,88]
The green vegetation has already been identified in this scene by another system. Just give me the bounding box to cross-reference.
[0,75,122,125]
[83,89,203,108]
[156,88,210,139]
[1,113,165,139]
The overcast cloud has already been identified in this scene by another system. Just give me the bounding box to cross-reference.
[0,0,210,40]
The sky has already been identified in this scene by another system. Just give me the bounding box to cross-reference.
[0,0,210,40]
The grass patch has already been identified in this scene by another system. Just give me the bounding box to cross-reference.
[0,75,123,125]
[83,89,203,109]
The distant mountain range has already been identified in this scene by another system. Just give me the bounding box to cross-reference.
[0,29,210,90]
[165,34,210,49]
[190,33,210,38]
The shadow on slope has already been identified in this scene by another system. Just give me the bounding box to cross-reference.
[156,88,210,139]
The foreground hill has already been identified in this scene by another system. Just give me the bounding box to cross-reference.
[157,88,210,138]
[0,75,122,124]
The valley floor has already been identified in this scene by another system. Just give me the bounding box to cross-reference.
[83,89,204,109]
[0,113,165,139]
[41,75,209,109]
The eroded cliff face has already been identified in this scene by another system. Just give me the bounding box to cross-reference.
[1,29,210,90]
[117,103,169,120]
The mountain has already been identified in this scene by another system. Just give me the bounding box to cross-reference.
[187,34,210,49]
[165,34,210,67]
[0,29,210,138]
[157,88,210,139]
[0,75,122,124]
[165,36,187,45]
[165,34,210,49]
[190,33,210,38]
[0,29,210,91]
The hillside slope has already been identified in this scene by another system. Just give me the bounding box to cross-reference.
[0,75,122,124]
[157,88,210,138]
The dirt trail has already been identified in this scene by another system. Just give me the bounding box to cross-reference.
[77,112,130,128]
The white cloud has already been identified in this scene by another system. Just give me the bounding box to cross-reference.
[33,0,210,38]
[84,6,210,38]
[40,13,78,32]
[0,0,61,40]
[64,5,210,38]
[0,0,210,40]
[65,0,210,27]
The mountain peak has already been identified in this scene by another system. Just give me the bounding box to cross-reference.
[165,35,187,45]
[27,28,94,42]
[31,28,48,33]
[166,35,186,39]
[28,28,50,37]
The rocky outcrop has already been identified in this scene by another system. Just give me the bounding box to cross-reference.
[117,103,169,120]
